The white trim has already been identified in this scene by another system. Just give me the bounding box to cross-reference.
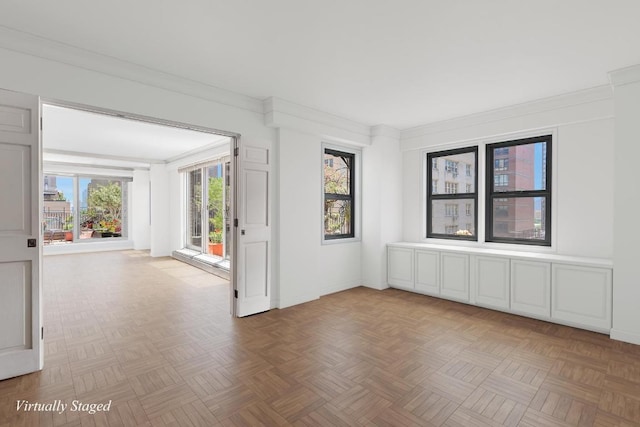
[609,64,640,87]
[44,239,134,255]
[265,97,371,146]
[610,329,640,346]
[401,86,613,152]
[0,26,263,114]
[421,128,558,253]
[321,142,362,245]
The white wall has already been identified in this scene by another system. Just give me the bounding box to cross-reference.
[611,65,640,345]
[149,164,171,257]
[276,128,365,308]
[400,86,615,260]
[361,126,403,290]
[131,170,151,250]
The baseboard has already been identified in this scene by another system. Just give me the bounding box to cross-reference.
[361,282,390,291]
[610,328,640,345]
[278,293,319,309]
[44,240,134,255]
[321,280,361,296]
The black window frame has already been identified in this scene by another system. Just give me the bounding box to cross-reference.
[427,146,478,241]
[486,135,552,246]
[323,148,355,240]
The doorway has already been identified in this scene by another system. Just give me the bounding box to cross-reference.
[41,100,236,301]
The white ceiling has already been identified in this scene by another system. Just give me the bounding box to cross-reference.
[42,105,230,165]
[4,1,640,129]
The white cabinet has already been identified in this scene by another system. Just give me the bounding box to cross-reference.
[511,260,551,318]
[440,252,469,302]
[475,256,510,310]
[386,244,612,334]
[387,246,414,289]
[552,264,612,330]
[415,250,439,295]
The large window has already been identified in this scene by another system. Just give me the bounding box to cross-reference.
[324,148,355,239]
[486,135,551,245]
[427,147,477,239]
[43,174,128,244]
[184,158,231,260]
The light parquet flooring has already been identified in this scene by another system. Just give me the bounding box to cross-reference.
[1,251,640,426]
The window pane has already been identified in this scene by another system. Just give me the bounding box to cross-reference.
[324,152,352,195]
[430,199,475,236]
[491,197,546,241]
[431,151,475,194]
[43,175,74,244]
[492,142,547,192]
[207,164,225,257]
[79,178,123,239]
[187,169,202,248]
[324,199,352,236]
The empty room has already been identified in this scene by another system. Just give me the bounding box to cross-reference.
[1,1,640,426]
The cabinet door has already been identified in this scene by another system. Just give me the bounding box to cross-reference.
[387,247,414,289]
[475,256,510,310]
[415,250,439,295]
[511,260,551,318]
[440,252,469,302]
[552,264,612,331]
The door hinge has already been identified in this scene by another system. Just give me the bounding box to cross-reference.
[234,218,238,227]
[234,147,239,157]
[41,327,44,340]
[234,289,238,298]
[40,117,43,131]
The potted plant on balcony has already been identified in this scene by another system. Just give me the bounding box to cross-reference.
[208,230,223,256]
[63,215,74,241]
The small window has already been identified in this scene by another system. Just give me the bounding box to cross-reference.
[324,148,355,239]
[427,147,478,240]
[486,135,551,245]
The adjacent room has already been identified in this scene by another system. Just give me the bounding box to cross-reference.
[1,1,640,426]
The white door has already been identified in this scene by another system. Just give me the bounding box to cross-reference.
[232,138,271,317]
[0,88,42,380]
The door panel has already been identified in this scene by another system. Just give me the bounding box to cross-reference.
[0,262,32,352]
[233,139,271,317]
[0,88,42,380]
[0,143,31,233]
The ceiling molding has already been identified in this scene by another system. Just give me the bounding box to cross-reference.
[0,25,264,115]
[43,148,159,165]
[609,64,640,87]
[264,97,372,146]
[371,125,401,140]
[402,85,613,140]
[401,85,614,151]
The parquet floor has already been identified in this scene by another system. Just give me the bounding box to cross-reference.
[1,251,640,426]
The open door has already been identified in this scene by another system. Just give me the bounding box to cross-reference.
[0,89,43,380]
[232,137,271,317]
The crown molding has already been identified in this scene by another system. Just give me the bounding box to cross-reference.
[609,64,640,87]
[401,85,613,151]
[371,124,400,140]
[0,25,264,114]
[264,97,372,146]
[402,85,613,140]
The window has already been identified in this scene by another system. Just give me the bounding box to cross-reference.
[466,164,471,176]
[324,148,355,239]
[494,174,509,187]
[445,182,458,194]
[432,158,438,170]
[486,135,551,245]
[495,158,509,171]
[445,204,458,217]
[427,147,477,239]
[43,174,128,244]
[183,158,231,260]
[445,160,458,174]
